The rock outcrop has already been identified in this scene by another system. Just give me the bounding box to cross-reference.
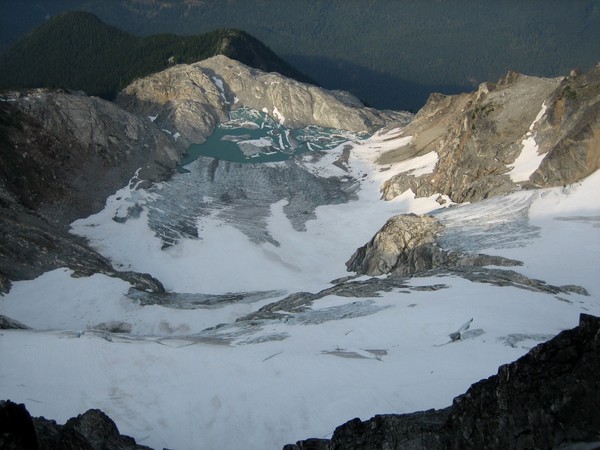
[116,55,408,150]
[0,89,180,224]
[285,313,600,449]
[0,89,176,292]
[380,64,600,203]
[0,400,151,450]
[0,189,164,293]
[345,214,520,276]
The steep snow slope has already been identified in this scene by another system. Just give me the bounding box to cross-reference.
[1,125,599,450]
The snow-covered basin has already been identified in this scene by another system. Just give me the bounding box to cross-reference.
[1,129,599,450]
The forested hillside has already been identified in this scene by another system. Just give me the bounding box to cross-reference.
[1,0,598,110]
[0,11,313,99]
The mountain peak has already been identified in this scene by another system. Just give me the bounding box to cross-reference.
[0,12,312,98]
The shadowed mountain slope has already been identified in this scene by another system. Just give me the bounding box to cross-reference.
[0,11,313,99]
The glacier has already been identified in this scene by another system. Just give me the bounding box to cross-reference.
[1,114,599,450]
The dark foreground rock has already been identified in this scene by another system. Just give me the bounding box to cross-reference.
[0,401,151,450]
[285,314,600,450]
[0,188,164,294]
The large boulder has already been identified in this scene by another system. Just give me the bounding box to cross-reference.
[345,214,444,275]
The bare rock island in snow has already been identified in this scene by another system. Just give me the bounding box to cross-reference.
[1,47,600,450]
[345,213,521,276]
[285,314,600,450]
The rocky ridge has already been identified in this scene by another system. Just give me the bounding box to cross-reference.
[0,89,177,292]
[0,89,179,224]
[285,314,600,449]
[379,64,600,203]
[116,55,409,150]
[0,400,151,450]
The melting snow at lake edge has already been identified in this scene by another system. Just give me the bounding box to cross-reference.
[1,124,599,450]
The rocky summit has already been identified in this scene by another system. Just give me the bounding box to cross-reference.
[379,64,600,203]
[116,55,409,150]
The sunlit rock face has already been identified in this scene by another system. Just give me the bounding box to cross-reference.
[116,55,410,151]
[379,64,600,203]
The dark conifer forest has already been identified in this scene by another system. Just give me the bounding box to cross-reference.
[1,0,599,110]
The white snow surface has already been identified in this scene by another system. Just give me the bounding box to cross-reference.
[507,102,548,182]
[272,106,285,125]
[1,127,599,450]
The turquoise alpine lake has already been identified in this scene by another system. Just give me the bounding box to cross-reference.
[181,107,367,166]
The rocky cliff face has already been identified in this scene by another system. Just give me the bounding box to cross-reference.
[380,64,600,203]
[1,89,180,224]
[0,89,176,292]
[116,55,409,150]
[285,313,600,450]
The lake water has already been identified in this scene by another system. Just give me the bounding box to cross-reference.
[181,107,367,166]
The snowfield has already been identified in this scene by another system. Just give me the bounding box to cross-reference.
[1,127,599,450]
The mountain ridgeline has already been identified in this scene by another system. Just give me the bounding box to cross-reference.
[2,0,600,111]
[0,11,314,99]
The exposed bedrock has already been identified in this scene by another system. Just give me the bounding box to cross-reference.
[0,89,177,292]
[285,314,600,450]
[0,89,180,224]
[345,214,520,276]
[0,400,151,450]
[116,55,410,150]
[380,64,600,203]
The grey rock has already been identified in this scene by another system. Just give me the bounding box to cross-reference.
[380,65,600,204]
[530,63,600,187]
[89,321,133,334]
[0,189,164,293]
[346,214,520,276]
[1,89,180,225]
[127,288,286,310]
[346,214,444,275]
[453,266,590,296]
[0,315,30,330]
[287,314,600,450]
[117,55,410,151]
[0,89,174,292]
